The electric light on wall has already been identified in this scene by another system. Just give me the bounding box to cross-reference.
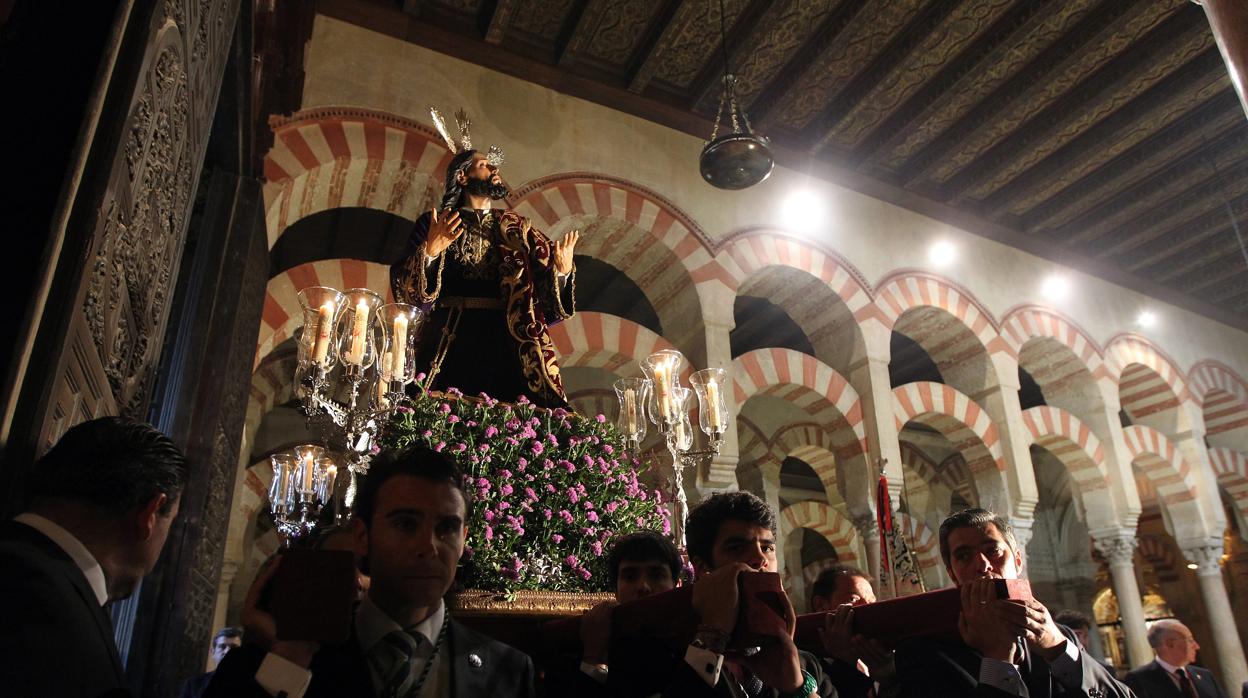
[928,240,957,268]
[1137,310,1158,329]
[1041,275,1070,302]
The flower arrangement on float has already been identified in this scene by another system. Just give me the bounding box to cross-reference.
[379,385,671,594]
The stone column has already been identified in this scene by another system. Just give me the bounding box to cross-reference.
[852,512,883,594]
[1197,0,1248,118]
[1093,532,1152,668]
[1183,543,1248,692]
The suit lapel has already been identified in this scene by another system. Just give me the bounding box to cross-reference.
[37,525,125,682]
[1148,661,1185,698]
[448,620,489,698]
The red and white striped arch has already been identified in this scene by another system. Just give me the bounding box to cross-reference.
[1188,360,1248,439]
[548,312,675,377]
[567,388,618,423]
[778,501,861,565]
[1000,306,1104,371]
[774,422,842,503]
[255,259,394,368]
[892,382,1004,477]
[736,416,775,468]
[1001,307,1108,405]
[1135,535,1180,583]
[865,272,1006,355]
[1105,335,1190,425]
[263,107,450,248]
[733,348,866,458]
[241,348,301,469]
[510,175,707,351]
[1209,447,1248,532]
[709,230,873,315]
[1121,425,1198,509]
[1019,406,1109,493]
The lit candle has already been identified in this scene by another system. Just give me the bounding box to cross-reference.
[391,314,408,379]
[320,464,337,504]
[302,453,315,492]
[348,300,369,365]
[313,301,335,365]
[624,389,637,433]
[653,363,673,420]
[705,378,722,428]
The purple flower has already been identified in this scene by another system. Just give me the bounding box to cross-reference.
[517,394,530,405]
[529,441,544,456]
[635,516,645,526]
[484,426,499,438]
[662,519,672,536]
[596,413,607,423]
[606,501,620,514]
[422,429,433,438]
[603,444,614,455]
[552,534,564,543]
[583,455,594,467]
[565,554,580,567]
[587,511,599,523]
[415,373,427,382]
[447,387,463,397]
[567,489,579,504]
[578,567,593,581]
[559,510,574,524]
[506,419,521,431]
[546,433,559,446]
[447,414,460,423]
[397,405,415,414]
[500,483,514,496]
[476,477,490,489]
[591,540,604,556]
[484,525,494,541]
[439,403,451,414]
[434,441,447,452]
[545,483,556,493]
[543,459,555,470]
[454,443,468,453]
[484,510,495,522]
[505,437,519,446]
[525,487,538,502]
[497,501,510,510]
[499,469,513,479]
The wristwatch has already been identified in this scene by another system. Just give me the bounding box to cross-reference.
[778,670,817,698]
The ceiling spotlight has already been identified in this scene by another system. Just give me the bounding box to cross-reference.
[1041,275,1070,302]
[1137,310,1157,328]
[928,240,956,268]
[780,190,826,232]
[1187,562,1199,570]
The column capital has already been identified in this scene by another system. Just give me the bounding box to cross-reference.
[1092,530,1138,566]
[1181,541,1226,577]
[851,511,880,537]
[1009,517,1035,550]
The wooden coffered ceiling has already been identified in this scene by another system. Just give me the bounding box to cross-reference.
[319,0,1248,329]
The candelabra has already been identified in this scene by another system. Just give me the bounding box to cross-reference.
[293,286,422,509]
[269,445,338,542]
[615,349,729,547]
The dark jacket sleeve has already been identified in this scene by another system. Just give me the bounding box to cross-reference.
[200,645,272,698]
[1055,625,1135,698]
[820,657,874,698]
[391,211,434,305]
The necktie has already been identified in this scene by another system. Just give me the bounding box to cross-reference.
[372,630,422,698]
[1175,668,1199,698]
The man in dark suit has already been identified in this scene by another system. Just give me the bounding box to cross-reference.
[657,491,841,698]
[179,627,242,698]
[206,443,535,698]
[894,508,1133,697]
[1124,619,1227,698]
[0,417,189,698]
[812,565,898,697]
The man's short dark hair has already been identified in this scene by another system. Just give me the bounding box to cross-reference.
[1053,610,1091,631]
[214,627,243,642]
[938,507,1019,570]
[353,442,470,528]
[810,563,870,606]
[685,491,776,566]
[29,417,187,515]
[607,530,683,584]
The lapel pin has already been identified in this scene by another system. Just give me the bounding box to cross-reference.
[467,653,483,668]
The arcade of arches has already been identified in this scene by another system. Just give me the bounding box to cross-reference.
[212,16,1248,689]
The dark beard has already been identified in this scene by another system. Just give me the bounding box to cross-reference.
[465,176,509,200]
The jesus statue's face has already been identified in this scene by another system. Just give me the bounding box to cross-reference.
[459,153,508,200]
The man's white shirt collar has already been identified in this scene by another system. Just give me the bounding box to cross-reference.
[14,512,108,605]
[355,595,446,654]
[1156,656,1185,674]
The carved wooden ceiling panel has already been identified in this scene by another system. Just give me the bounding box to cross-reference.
[361,0,1248,325]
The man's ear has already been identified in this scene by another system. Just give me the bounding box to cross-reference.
[133,493,168,542]
[455,168,468,186]
[351,516,369,558]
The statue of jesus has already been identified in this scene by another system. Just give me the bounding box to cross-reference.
[391,112,580,408]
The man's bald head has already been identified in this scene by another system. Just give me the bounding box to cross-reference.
[1148,619,1199,667]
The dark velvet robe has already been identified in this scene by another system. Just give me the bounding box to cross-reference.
[391,208,574,408]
